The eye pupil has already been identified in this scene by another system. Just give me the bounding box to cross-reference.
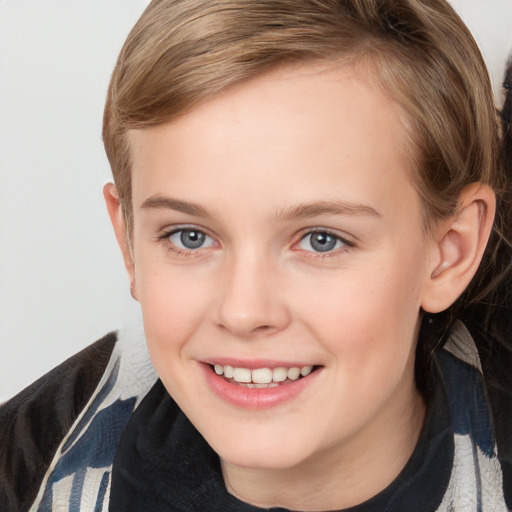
[180,230,205,249]
[310,232,337,252]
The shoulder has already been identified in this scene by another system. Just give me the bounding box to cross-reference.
[0,333,117,512]
[455,319,512,509]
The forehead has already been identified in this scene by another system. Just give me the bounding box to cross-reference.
[128,62,419,221]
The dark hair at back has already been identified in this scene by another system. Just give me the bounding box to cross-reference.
[417,58,512,399]
[502,58,512,175]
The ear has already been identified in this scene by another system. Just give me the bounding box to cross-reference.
[421,183,496,313]
[103,183,138,301]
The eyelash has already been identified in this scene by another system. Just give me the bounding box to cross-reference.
[156,226,355,259]
[156,226,216,258]
[294,228,355,259]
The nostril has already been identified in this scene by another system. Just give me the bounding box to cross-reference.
[252,325,274,335]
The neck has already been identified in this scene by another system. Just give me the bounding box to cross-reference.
[221,383,426,511]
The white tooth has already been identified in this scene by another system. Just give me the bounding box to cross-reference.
[214,364,224,375]
[252,368,272,384]
[300,366,313,377]
[233,367,251,383]
[273,367,287,382]
[223,365,234,378]
[287,367,301,380]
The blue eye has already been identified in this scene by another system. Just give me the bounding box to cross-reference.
[168,229,214,250]
[299,231,345,253]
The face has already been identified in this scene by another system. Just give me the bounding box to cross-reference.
[125,63,437,477]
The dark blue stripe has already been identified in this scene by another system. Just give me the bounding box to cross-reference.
[94,471,110,512]
[69,468,86,512]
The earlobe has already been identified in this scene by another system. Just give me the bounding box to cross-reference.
[103,183,138,301]
[421,183,495,313]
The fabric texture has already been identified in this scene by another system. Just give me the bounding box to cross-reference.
[0,334,116,512]
[0,321,510,511]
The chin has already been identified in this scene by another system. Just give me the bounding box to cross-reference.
[210,430,314,471]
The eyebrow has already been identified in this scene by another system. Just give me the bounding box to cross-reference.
[140,195,380,221]
[274,201,380,221]
[140,195,210,217]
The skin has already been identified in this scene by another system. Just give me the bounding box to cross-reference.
[105,62,496,510]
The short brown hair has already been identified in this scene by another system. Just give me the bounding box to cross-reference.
[103,0,501,227]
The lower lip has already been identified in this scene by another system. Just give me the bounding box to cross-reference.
[200,364,320,410]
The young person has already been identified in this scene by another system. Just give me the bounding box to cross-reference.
[1,1,511,510]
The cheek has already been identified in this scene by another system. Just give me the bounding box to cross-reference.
[295,253,425,366]
[135,262,211,368]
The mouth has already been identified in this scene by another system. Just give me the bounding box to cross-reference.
[202,361,322,409]
[208,363,318,388]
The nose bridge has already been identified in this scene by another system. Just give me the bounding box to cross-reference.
[216,244,289,337]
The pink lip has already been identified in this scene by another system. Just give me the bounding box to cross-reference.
[200,362,321,410]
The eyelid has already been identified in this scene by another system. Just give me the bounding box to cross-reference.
[157,223,212,238]
[294,227,355,255]
[156,224,218,253]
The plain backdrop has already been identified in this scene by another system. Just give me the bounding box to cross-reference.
[1,0,511,402]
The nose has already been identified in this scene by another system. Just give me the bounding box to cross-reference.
[215,249,291,338]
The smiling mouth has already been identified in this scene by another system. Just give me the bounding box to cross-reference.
[210,364,318,388]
